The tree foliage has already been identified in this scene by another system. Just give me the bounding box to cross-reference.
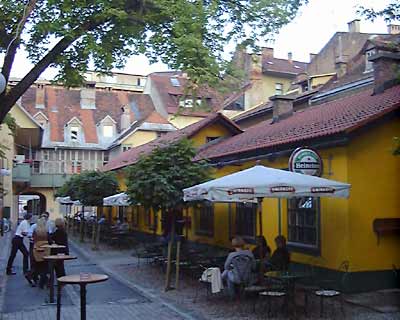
[125,138,210,212]
[0,114,17,159]
[56,170,119,206]
[0,0,307,123]
[358,1,400,22]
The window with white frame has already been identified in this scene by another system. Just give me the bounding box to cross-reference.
[275,83,283,95]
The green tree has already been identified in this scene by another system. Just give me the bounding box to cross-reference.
[57,170,119,206]
[0,113,17,158]
[125,138,210,213]
[0,0,307,123]
[358,1,400,22]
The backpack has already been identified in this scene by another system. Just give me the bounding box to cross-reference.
[230,255,253,285]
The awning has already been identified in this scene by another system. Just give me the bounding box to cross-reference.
[103,193,130,206]
[183,165,350,202]
[56,196,81,205]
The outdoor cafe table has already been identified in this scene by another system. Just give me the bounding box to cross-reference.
[265,271,310,316]
[43,254,77,303]
[57,273,109,320]
[40,243,66,254]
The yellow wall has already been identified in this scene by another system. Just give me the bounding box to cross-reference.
[310,75,334,89]
[121,130,158,148]
[168,115,204,129]
[347,119,400,271]
[107,114,400,274]
[191,123,235,148]
[245,75,293,109]
[9,105,38,129]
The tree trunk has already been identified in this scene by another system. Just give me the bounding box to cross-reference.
[175,239,181,290]
[92,206,103,250]
[164,209,175,291]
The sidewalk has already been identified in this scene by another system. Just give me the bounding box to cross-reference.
[0,234,198,320]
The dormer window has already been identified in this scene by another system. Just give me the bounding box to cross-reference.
[179,97,203,108]
[98,115,116,140]
[65,117,84,143]
[365,49,376,72]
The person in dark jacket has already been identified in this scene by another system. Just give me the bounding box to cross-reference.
[51,218,69,277]
[268,235,290,271]
[252,235,271,260]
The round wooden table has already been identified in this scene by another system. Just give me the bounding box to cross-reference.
[57,273,109,320]
[43,254,77,303]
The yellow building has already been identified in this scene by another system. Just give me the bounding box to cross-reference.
[103,49,400,291]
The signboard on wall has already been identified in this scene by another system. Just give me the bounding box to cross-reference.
[289,147,322,176]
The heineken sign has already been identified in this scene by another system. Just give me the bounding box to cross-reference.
[289,147,322,176]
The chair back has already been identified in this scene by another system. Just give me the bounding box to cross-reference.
[230,255,253,285]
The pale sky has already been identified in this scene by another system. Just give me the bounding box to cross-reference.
[4,0,394,79]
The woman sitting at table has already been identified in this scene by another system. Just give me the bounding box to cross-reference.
[267,235,290,271]
[252,235,271,260]
[222,237,256,297]
[32,218,50,288]
[51,218,69,277]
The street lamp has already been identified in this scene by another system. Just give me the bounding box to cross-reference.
[0,72,6,94]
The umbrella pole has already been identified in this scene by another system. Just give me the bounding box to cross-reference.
[257,197,265,279]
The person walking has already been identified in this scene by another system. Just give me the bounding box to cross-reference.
[6,213,34,285]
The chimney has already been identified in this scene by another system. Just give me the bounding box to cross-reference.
[288,52,293,63]
[120,105,131,131]
[309,53,317,62]
[250,54,262,80]
[370,52,400,94]
[387,24,400,35]
[35,84,45,109]
[335,59,347,78]
[270,95,295,122]
[347,19,360,33]
[80,82,96,109]
[262,47,274,58]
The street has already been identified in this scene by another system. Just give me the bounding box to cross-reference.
[0,234,192,320]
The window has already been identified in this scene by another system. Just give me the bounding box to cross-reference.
[137,78,146,87]
[103,125,113,138]
[287,197,320,254]
[179,98,203,108]
[194,202,214,237]
[235,203,256,238]
[275,83,283,95]
[132,206,139,227]
[365,49,376,72]
[122,145,132,152]
[72,161,82,174]
[70,126,79,141]
[32,161,40,174]
[206,136,219,143]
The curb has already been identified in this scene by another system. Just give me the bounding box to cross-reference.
[69,239,206,320]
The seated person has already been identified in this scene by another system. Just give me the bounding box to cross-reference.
[110,218,121,231]
[267,235,290,271]
[118,218,129,232]
[252,235,271,260]
[222,237,256,297]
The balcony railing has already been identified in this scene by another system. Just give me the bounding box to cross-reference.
[12,163,31,182]
[12,163,72,187]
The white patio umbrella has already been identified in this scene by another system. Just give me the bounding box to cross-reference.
[103,192,130,206]
[183,165,351,269]
[56,196,75,205]
[183,165,350,202]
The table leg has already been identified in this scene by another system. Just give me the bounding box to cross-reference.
[80,284,87,320]
[57,282,62,320]
[49,261,55,303]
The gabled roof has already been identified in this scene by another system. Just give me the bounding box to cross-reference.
[196,85,400,162]
[20,85,156,147]
[148,72,224,115]
[103,112,243,171]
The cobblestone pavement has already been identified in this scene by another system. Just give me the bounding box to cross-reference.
[0,233,195,320]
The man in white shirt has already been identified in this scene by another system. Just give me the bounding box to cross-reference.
[6,214,32,276]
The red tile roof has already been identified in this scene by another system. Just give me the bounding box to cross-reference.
[148,72,224,115]
[102,112,242,171]
[145,111,171,124]
[20,86,155,144]
[262,56,307,75]
[196,85,400,161]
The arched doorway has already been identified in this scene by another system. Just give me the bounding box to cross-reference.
[18,191,46,220]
